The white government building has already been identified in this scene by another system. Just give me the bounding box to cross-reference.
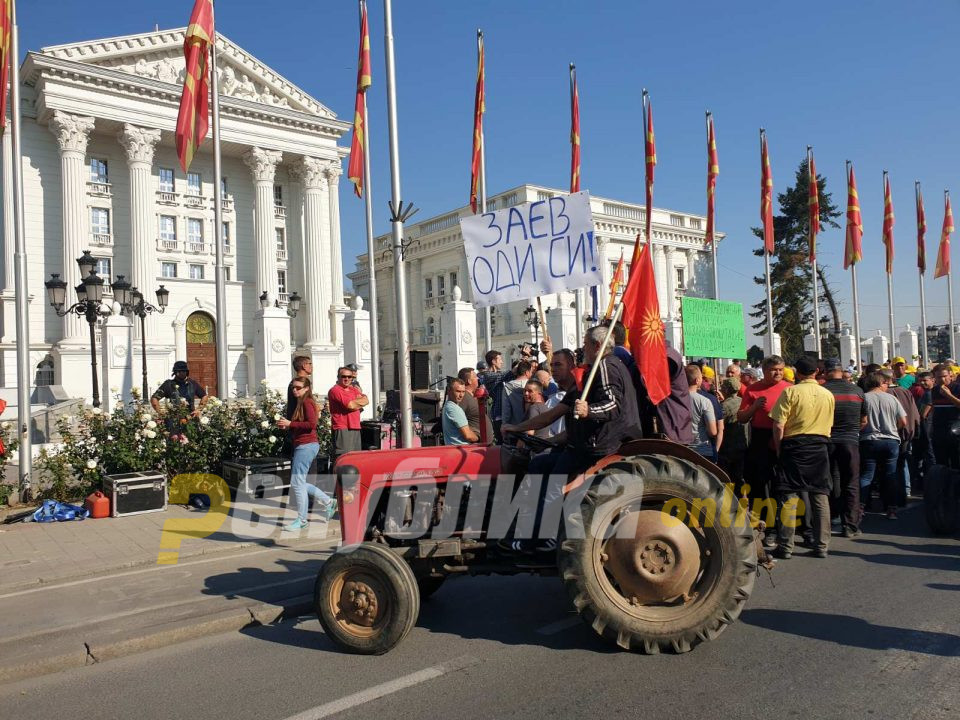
[348,184,722,390]
[0,28,352,406]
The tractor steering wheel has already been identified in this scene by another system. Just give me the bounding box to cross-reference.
[503,430,557,453]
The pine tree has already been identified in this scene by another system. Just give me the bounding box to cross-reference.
[751,158,842,360]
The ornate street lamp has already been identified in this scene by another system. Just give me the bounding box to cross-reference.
[44,251,111,407]
[523,304,541,347]
[115,277,169,399]
[260,289,302,318]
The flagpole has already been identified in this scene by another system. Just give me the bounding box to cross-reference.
[382,0,413,447]
[761,130,774,350]
[808,146,821,355]
[883,170,895,360]
[707,112,718,301]
[917,181,929,365]
[209,2,228,399]
[947,189,956,360]
[361,0,380,412]
[10,0,32,499]
[478,29,491,354]
[569,63,582,348]
[848,161,862,372]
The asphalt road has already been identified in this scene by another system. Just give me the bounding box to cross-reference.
[2,503,958,720]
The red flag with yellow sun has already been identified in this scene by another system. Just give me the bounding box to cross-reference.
[621,239,669,405]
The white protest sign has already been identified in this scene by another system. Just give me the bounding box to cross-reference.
[459,191,601,308]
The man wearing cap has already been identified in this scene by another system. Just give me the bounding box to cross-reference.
[151,361,208,418]
[769,356,835,558]
[891,357,915,390]
[823,358,866,536]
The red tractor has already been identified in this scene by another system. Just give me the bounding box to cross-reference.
[315,412,760,655]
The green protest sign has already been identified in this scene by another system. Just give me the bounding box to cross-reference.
[681,297,746,359]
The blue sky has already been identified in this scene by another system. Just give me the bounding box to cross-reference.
[20,0,960,346]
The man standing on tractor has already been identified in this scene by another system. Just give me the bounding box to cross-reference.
[441,378,479,446]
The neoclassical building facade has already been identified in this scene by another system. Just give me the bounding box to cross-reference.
[0,29,350,400]
[349,184,722,388]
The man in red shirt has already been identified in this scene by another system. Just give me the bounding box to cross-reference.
[327,366,369,463]
[738,355,791,539]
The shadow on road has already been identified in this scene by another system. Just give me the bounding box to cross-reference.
[827,547,959,571]
[742,609,960,656]
[927,583,960,591]
[854,539,960,556]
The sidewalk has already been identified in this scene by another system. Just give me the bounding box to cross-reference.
[0,496,342,683]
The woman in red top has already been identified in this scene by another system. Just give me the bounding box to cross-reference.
[277,377,334,530]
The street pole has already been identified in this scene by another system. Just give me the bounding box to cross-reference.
[883,171,895,360]
[478,29,492,354]
[382,0,414,447]
[10,0,32,498]
[85,307,100,408]
[569,64,582,349]
[361,0,381,414]
[809,146,821,356]
[140,312,148,400]
[209,3,229,399]
[848,161,863,373]
[917,181,929,365]
[947,190,957,361]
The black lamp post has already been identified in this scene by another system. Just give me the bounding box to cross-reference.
[44,250,109,408]
[112,275,169,399]
[260,289,302,318]
[523,304,541,346]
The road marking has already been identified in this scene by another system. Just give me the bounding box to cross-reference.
[536,616,582,635]
[282,655,481,720]
[0,541,335,600]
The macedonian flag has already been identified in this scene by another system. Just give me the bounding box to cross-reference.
[644,92,656,247]
[622,239,669,405]
[760,130,774,255]
[882,172,895,275]
[935,192,953,279]
[844,162,863,269]
[916,182,927,275]
[348,1,372,198]
[570,64,580,194]
[469,30,485,213]
[0,0,12,134]
[705,112,718,248]
[604,252,625,320]
[175,0,214,172]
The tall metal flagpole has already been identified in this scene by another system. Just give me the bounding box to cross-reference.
[569,63,582,348]
[10,0,32,498]
[361,0,380,413]
[917,181,929,365]
[761,130,774,350]
[808,146,821,355]
[478,30,491,353]
[848,161,862,372]
[884,170,895,359]
[209,3,228,399]
[382,0,413,447]
[947,189,956,361]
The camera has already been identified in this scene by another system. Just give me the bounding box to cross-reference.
[517,342,536,356]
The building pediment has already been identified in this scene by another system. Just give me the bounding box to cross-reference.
[39,28,333,119]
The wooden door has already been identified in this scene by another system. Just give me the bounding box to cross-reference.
[185,312,218,397]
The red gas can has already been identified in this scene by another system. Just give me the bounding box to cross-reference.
[85,490,111,519]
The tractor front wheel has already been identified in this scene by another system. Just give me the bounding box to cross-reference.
[315,542,420,655]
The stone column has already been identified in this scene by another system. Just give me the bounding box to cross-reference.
[49,111,95,343]
[286,165,305,347]
[685,248,698,293]
[100,305,133,413]
[545,303,578,351]
[326,164,346,309]
[664,245,677,319]
[298,156,331,347]
[242,147,283,304]
[342,295,374,420]
[871,331,889,365]
[899,324,919,362]
[652,243,667,317]
[0,131,15,345]
[118,124,161,338]
[839,327,856,368]
[442,286,478,376]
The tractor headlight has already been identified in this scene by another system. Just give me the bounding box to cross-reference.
[336,464,360,503]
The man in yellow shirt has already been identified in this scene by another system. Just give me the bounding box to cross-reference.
[769,355,835,559]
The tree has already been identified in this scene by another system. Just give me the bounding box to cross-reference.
[751,158,842,361]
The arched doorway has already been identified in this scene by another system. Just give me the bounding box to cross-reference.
[186,312,217,396]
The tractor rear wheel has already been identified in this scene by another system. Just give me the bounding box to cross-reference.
[924,465,959,535]
[559,454,756,654]
[315,542,420,654]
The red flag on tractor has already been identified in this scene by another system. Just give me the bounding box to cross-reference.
[621,240,669,405]
[468,30,485,213]
[0,0,11,134]
[175,0,214,172]
[760,131,774,255]
[844,163,863,269]
[935,192,953,279]
[882,173,895,274]
[705,113,718,248]
[808,149,819,262]
[347,1,372,198]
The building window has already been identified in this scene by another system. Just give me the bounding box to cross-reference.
[162,262,178,278]
[425,277,433,299]
[222,222,231,250]
[426,316,436,342]
[437,274,446,297]
[277,270,287,299]
[221,176,228,194]
[450,271,458,292]
[273,184,283,207]
[91,207,110,237]
[689,217,702,230]
[187,171,202,196]
[224,266,231,281]
[159,168,175,192]
[95,257,112,282]
[159,215,177,245]
[669,214,685,227]
[187,218,204,248]
[89,158,108,184]
[276,228,285,252]
[676,267,685,289]
[189,264,205,280]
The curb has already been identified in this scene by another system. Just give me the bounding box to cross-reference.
[0,594,316,685]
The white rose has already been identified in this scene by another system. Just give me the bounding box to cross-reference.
[200,416,210,426]
[110,386,119,394]
[141,413,152,422]
[147,420,158,429]
[134,431,141,439]
[260,379,269,385]
[260,420,269,429]
[106,434,113,441]
[1,421,9,430]
[86,459,97,469]
[273,413,282,421]
[255,409,264,417]
[91,408,102,415]
[268,435,277,444]
[144,429,157,439]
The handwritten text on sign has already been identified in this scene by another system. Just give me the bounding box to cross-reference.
[460,191,601,308]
